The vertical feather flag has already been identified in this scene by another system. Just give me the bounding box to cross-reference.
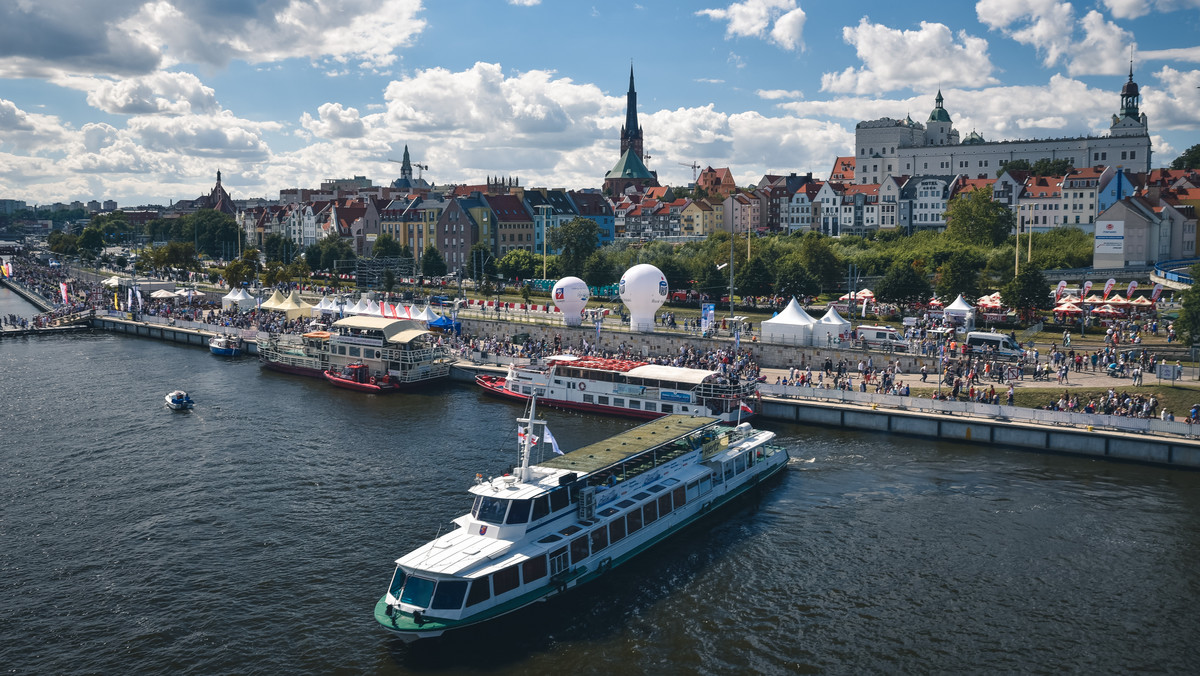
[60,282,69,304]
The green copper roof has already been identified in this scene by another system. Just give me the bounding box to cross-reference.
[606,148,655,180]
[928,90,951,123]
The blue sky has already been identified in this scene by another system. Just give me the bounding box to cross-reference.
[1,0,1199,208]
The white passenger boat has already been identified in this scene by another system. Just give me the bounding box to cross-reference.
[476,355,759,423]
[374,396,789,641]
[164,390,194,410]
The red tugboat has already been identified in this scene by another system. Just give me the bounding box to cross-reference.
[324,362,401,394]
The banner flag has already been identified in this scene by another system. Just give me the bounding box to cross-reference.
[1103,278,1116,299]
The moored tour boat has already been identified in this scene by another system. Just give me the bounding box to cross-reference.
[256,330,331,378]
[476,355,758,423]
[374,396,789,641]
[165,390,194,410]
[324,362,400,393]
[208,334,244,357]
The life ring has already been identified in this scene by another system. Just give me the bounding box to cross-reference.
[578,382,586,391]
[370,376,377,385]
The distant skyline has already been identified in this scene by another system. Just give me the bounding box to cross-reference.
[1,0,1199,208]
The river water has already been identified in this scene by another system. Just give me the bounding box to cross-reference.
[3,288,1199,674]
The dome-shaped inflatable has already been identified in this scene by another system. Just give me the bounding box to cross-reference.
[552,277,590,327]
[619,264,667,332]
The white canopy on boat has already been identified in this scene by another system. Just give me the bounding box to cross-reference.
[761,297,816,346]
[625,364,721,385]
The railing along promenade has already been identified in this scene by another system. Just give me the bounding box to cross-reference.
[758,382,1197,440]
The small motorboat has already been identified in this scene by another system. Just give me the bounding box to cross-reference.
[323,362,400,394]
[165,390,194,410]
[209,334,244,357]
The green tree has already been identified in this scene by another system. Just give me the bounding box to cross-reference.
[935,250,983,300]
[262,234,289,263]
[548,217,601,276]
[223,259,252,288]
[77,227,104,254]
[1171,144,1200,170]
[373,233,402,258]
[773,254,820,299]
[466,242,496,282]
[420,245,447,277]
[581,251,616,287]
[735,255,774,297]
[384,269,396,294]
[498,248,538,281]
[1002,266,1050,315]
[944,186,1014,247]
[874,260,933,305]
[261,261,285,287]
[697,260,730,299]
[654,256,692,292]
[796,232,841,291]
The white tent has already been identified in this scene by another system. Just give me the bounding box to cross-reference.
[273,290,314,320]
[365,299,382,316]
[260,290,286,310]
[315,296,336,311]
[412,305,437,321]
[232,288,257,311]
[812,307,852,346]
[150,289,178,299]
[944,294,976,330]
[348,296,370,315]
[761,298,817,346]
[101,275,122,287]
[221,288,242,310]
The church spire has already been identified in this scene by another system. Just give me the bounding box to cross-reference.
[620,63,644,160]
[401,145,413,181]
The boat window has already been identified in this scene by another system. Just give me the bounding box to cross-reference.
[536,534,562,544]
[673,486,686,507]
[522,386,532,395]
[476,497,509,525]
[523,555,547,582]
[531,496,550,521]
[713,469,724,485]
[643,501,658,524]
[583,394,594,404]
[559,524,582,536]
[399,576,436,607]
[724,461,734,481]
[349,347,360,357]
[700,476,712,493]
[549,488,569,512]
[627,510,643,533]
[535,388,546,396]
[661,404,673,414]
[629,400,641,410]
[471,496,482,517]
[735,454,747,474]
[505,499,531,524]
[388,567,407,598]
[609,517,627,542]
[590,526,608,553]
[681,406,689,413]
[633,492,651,501]
[492,564,520,595]
[658,494,672,515]
[613,398,624,407]
[570,535,590,564]
[430,580,468,610]
[598,507,619,518]
[549,546,569,575]
[648,485,666,493]
[645,402,656,412]
[598,396,609,405]
[465,578,490,607]
[664,478,680,485]
[616,499,635,509]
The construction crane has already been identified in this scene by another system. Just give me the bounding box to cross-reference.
[387,158,430,180]
[678,161,700,182]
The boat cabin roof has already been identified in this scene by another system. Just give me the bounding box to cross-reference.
[331,316,430,344]
[537,414,718,476]
[624,364,720,384]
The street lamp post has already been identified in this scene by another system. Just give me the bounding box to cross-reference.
[537,204,552,279]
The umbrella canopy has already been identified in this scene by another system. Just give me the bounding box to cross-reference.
[1129,296,1153,306]
[101,276,122,287]
[1055,303,1083,314]
[1105,294,1128,304]
[150,289,178,299]
[1092,304,1123,317]
[1082,294,1106,304]
[1057,294,1081,304]
[927,297,943,307]
[176,289,204,298]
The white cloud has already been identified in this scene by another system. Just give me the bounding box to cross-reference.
[821,19,997,94]
[1144,66,1200,130]
[976,0,1136,76]
[508,0,541,5]
[1102,0,1200,18]
[0,0,428,79]
[301,103,367,139]
[697,0,807,51]
[757,89,803,100]
[1139,46,1200,62]
[0,98,68,152]
[1072,11,1135,76]
[82,71,220,116]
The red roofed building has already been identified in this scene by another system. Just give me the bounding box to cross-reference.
[829,156,856,183]
[695,166,737,198]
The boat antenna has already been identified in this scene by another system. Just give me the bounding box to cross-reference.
[515,365,552,482]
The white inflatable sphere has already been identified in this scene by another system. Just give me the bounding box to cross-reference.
[553,276,590,327]
[620,263,667,332]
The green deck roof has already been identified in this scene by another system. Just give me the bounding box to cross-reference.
[539,415,718,475]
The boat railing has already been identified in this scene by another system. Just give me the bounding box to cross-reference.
[694,378,757,402]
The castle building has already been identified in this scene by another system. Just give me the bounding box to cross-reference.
[853,71,1151,186]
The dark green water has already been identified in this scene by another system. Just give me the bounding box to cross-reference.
[3,314,1199,673]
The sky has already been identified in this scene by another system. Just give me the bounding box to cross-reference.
[1,0,1199,209]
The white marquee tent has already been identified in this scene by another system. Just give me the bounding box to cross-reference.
[761,298,817,346]
[943,294,976,330]
[812,306,852,346]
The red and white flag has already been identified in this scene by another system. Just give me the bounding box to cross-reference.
[1151,282,1164,302]
[1082,280,1093,298]
[1103,278,1116,299]
[1126,280,1138,298]
[739,400,754,414]
[59,282,69,305]
[1055,280,1067,301]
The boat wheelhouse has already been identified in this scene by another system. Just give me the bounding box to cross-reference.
[476,355,758,423]
[327,316,453,388]
[208,334,244,357]
[374,404,789,641]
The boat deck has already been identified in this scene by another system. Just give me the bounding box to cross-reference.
[537,414,718,476]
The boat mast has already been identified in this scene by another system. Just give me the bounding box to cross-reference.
[515,391,545,483]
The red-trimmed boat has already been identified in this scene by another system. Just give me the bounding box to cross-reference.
[475,354,757,423]
[324,362,402,394]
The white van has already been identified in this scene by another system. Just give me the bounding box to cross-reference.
[965,331,1023,359]
[857,325,908,352]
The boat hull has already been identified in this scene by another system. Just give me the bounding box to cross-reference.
[374,445,788,641]
[323,371,401,394]
[259,359,326,379]
[209,347,241,357]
